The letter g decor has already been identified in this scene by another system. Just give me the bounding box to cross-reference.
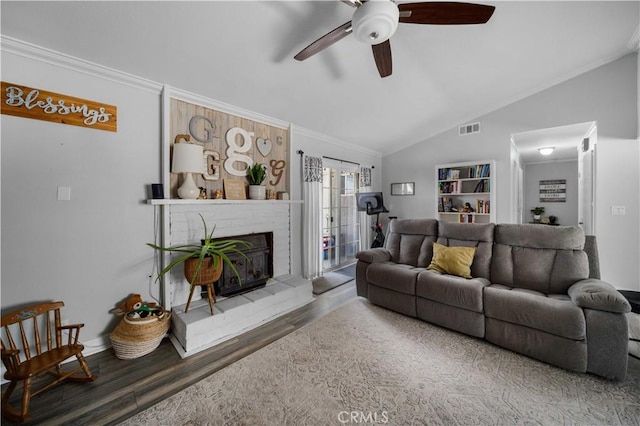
[224,127,254,176]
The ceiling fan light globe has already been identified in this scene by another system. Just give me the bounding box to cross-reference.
[352,0,399,45]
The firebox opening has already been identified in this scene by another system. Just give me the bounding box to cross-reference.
[205,232,274,298]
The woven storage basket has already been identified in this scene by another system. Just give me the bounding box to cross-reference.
[110,310,171,360]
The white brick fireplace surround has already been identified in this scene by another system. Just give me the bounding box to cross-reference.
[150,200,312,357]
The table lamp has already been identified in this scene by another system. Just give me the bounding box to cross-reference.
[172,142,204,199]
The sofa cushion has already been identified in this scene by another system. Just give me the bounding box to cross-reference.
[427,242,476,278]
[367,262,423,295]
[484,284,586,340]
[491,224,589,294]
[416,270,490,313]
[436,222,494,279]
[385,219,438,267]
[494,223,585,249]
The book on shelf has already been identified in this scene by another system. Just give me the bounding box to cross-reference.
[458,214,474,223]
[475,199,490,214]
[441,163,490,181]
[438,168,461,181]
[472,179,490,193]
[467,164,490,179]
[439,181,460,194]
[439,197,454,212]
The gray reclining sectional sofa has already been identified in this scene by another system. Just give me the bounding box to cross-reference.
[355,218,631,380]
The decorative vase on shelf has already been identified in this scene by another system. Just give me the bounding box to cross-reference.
[248,185,266,200]
[247,162,267,200]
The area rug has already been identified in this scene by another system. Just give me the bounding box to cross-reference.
[312,271,353,295]
[120,300,640,425]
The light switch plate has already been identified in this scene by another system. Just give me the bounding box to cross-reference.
[57,186,71,201]
[611,205,625,215]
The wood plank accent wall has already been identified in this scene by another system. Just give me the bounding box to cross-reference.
[169,98,289,199]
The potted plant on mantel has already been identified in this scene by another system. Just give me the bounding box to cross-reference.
[147,214,251,314]
[247,162,267,200]
[530,206,545,223]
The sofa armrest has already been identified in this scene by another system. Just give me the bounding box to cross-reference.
[356,248,391,264]
[355,248,391,298]
[568,279,631,314]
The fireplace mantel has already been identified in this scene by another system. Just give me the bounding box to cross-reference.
[147,199,302,205]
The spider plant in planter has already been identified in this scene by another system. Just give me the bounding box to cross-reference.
[147,214,251,313]
[247,162,267,200]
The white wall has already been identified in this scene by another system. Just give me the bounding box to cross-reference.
[383,53,639,290]
[1,40,163,349]
[0,38,384,349]
[524,161,578,226]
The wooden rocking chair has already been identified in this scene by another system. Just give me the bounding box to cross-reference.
[1,301,97,422]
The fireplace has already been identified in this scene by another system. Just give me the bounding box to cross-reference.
[164,203,312,357]
[211,232,273,297]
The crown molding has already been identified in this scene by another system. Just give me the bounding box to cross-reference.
[3,34,380,158]
[1,35,163,94]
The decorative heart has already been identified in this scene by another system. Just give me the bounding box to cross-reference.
[257,137,272,157]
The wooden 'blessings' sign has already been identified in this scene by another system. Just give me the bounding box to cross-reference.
[1,82,117,132]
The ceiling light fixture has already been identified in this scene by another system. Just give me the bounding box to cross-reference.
[352,0,399,45]
[538,147,555,156]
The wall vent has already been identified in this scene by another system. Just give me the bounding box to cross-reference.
[459,122,481,136]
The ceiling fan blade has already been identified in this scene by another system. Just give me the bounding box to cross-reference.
[399,2,495,25]
[294,21,353,61]
[340,0,362,7]
[372,40,392,78]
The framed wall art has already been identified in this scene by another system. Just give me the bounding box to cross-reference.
[539,179,566,202]
[391,182,415,196]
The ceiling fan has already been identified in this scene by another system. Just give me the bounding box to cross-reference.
[294,0,496,78]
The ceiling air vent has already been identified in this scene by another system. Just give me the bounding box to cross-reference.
[459,122,481,136]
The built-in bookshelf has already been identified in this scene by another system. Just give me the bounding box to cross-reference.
[436,160,496,223]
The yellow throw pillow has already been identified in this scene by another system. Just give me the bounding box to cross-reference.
[427,242,476,279]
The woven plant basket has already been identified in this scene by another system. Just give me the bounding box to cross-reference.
[110,310,171,360]
[184,256,223,285]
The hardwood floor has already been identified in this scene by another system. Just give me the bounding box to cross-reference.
[1,281,357,425]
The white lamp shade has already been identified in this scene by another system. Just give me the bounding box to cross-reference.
[352,0,399,45]
[172,143,204,174]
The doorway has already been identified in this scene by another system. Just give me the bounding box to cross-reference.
[511,121,596,229]
[577,124,597,234]
[322,165,360,272]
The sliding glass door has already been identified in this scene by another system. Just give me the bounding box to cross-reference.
[322,165,359,272]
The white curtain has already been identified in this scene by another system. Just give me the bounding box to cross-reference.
[302,155,323,279]
[359,167,373,250]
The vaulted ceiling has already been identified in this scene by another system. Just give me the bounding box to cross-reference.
[1,1,638,155]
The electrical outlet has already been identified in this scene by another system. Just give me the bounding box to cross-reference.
[611,206,626,215]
